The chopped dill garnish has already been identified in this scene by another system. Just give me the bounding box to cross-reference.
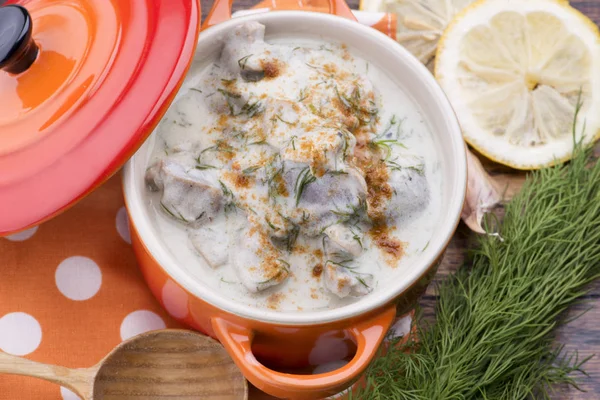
[325,259,354,269]
[421,240,430,252]
[285,224,300,252]
[301,210,310,223]
[220,278,236,284]
[275,211,300,252]
[308,104,322,117]
[238,54,253,70]
[292,47,301,52]
[240,100,263,118]
[277,259,291,273]
[328,170,348,175]
[290,135,297,150]
[319,45,333,52]
[274,114,294,125]
[369,139,407,160]
[258,268,288,285]
[334,85,379,123]
[298,88,308,102]
[339,128,353,160]
[242,165,261,175]
[224,202,239,214]
[217,88,241,99]
[387,160,425,175]
[195,164,217,170]
[265,217,278,231]
[190,88,202,93]
[396,117,406,139]
[332,199,366,223]
[248,139,268,146]
[160,202,188,223]
[305,62,321,70]
[218,180,233,198]
[197,140,235,163]
[266,160,285,201]
[218,88,241,115]
[350,228,363,249]
[294,167,317,206]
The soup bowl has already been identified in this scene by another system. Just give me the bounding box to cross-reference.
[123,1,467,398]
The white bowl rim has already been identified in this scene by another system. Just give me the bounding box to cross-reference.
[123,10,467,326]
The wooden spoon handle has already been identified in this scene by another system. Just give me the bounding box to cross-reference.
[0,351,95,400]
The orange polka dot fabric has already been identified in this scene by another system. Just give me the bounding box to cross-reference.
[0,173,184,399]
[0,6,399,399]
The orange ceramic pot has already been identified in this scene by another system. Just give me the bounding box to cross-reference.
[123,2,467,398]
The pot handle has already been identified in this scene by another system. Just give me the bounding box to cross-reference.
[211,306,396,399]
[202,0,357,30]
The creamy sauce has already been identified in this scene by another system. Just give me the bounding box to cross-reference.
[145,22,442,312]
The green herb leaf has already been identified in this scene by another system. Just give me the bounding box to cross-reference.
[238,54,253,70]
[242,165,261,175]
[295,167,317,206]
[160,202,188,223]
[195,164,217,170]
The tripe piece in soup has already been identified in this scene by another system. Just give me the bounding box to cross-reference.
[145,22,442,311]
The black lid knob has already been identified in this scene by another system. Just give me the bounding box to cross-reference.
[0,5,38,74]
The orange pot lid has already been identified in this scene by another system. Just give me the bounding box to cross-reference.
[0,0,200,236]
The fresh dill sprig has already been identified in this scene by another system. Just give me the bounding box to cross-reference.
[217,88,241,99]
[334,85,379,124]
[197,140,235,163]
[160,202,188,223]
[387,160,425,175]
[274,211,300,252]
[218,88,241,115]
[238,54,253,70]
[328,170,348,175]
[266,157,285,202]
[369,139,407,160]
[309,104,322,117]
[298,88,308,102]
[248,139,268,146]
[350,99,600,399]
[265,217,278,231]
[295,167,317,206]
[289,135,297,150]
[331,198,367,224]
[218,180,238,214]
[242,165,261,175]
[274,114,294,125]
[325,259,371,289]
[285,223,300,252]
[277,259,291,273]
[240,100,263,118]
[195,164,217,170]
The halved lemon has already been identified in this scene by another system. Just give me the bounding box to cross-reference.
[360,0,476,69]
[436,0,600,170]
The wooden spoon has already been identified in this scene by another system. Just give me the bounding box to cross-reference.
[0,329,248,400]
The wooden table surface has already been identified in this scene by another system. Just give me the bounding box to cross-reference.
[198,1,600,398]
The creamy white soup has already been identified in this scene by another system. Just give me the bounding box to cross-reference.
[145,22,442,311]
